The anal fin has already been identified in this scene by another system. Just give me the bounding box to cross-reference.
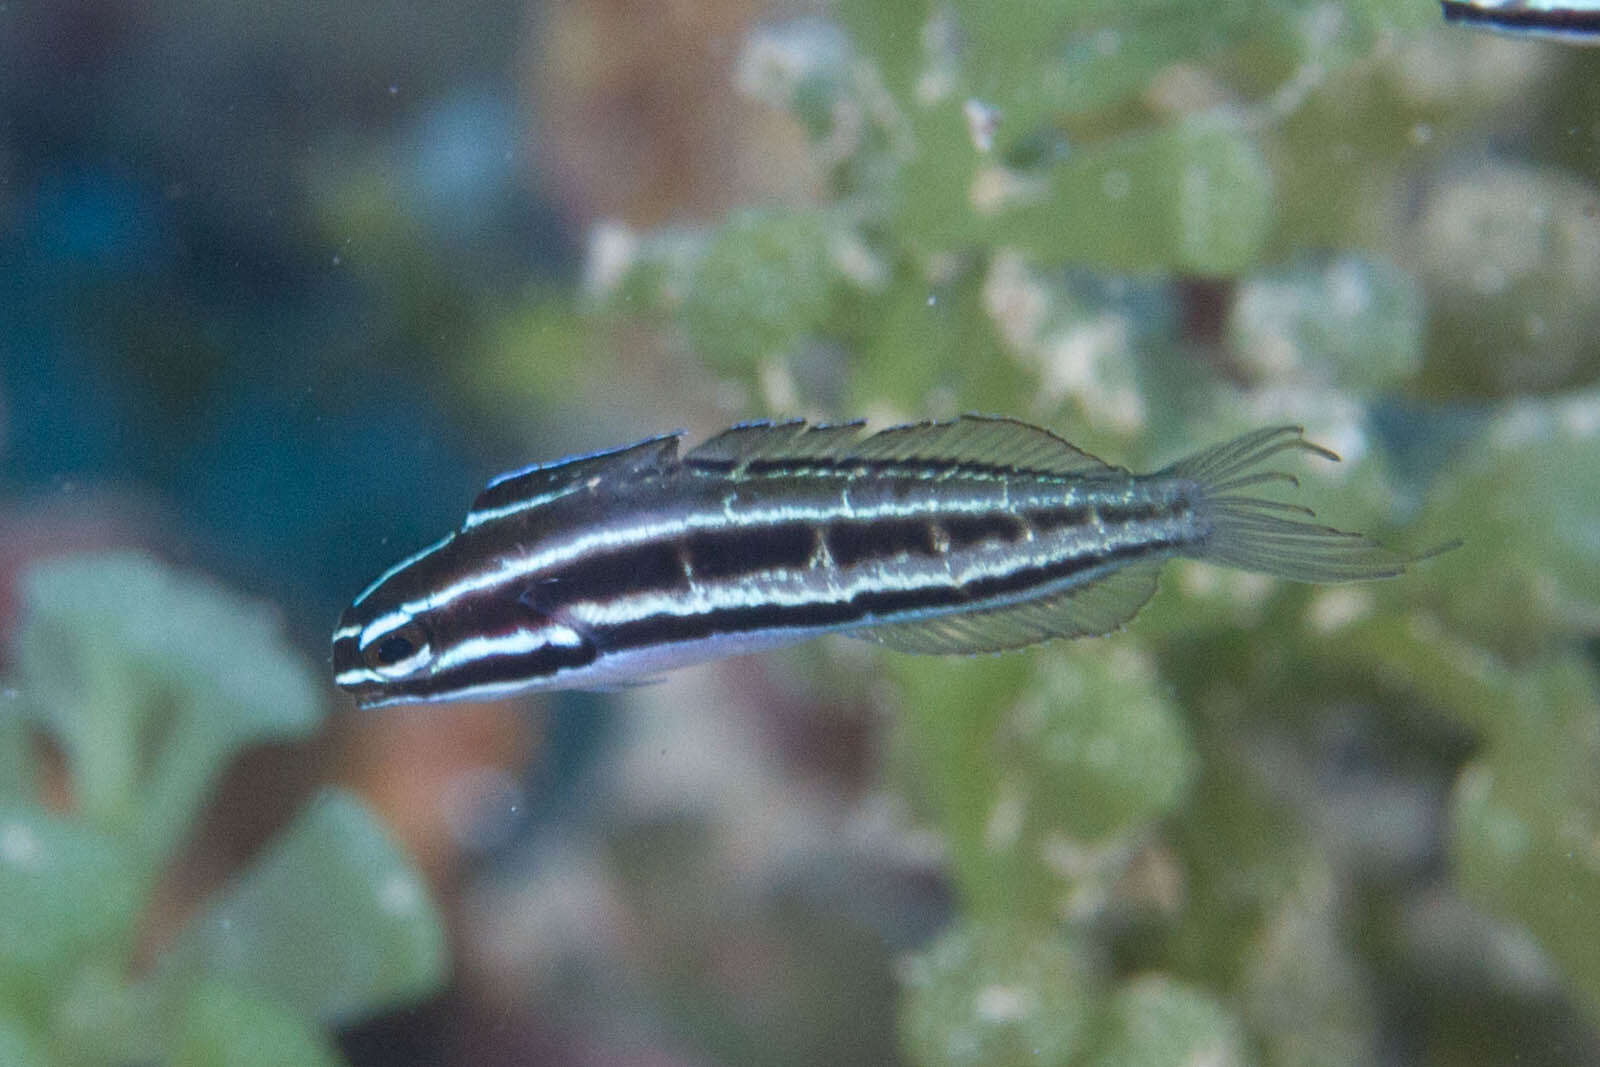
[854,562,1161,655]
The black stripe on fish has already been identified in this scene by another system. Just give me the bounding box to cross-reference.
[942,512,1030,548]
[685,522,819,579]
[1024,504,1094,532]
[826,517,944,566]
[524,540,690,612]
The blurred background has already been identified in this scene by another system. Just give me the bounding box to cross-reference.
[3,2,1600,1065]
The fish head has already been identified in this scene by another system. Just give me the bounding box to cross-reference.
[332,531,598,709]
[332,533,455,708]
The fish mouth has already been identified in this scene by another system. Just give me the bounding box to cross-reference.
[333,668,394,710]
[331,608,377,704]
[330,633,361,679]
[349,687,435,711]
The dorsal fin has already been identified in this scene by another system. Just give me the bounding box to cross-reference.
[467,432,682,526]
[684,419,871,470]
[684,419,806,468]
[855,560,1160,654]
[685,415,1118,477]
[845,415,1118,474]
[780,420,870,458]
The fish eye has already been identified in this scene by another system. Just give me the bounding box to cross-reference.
[362,620,430,672]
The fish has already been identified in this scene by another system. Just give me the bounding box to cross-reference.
[332,416,1430,709]
[1441,0,1600,44]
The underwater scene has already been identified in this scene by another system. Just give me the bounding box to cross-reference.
[3,2,1600,1065]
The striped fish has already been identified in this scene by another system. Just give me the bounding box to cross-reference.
[1442,0,1600,43]
[332,417,1424,708]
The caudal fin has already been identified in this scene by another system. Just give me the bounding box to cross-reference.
[1163,426,1437,583]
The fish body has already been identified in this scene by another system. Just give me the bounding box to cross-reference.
[1441,0,1600,44]
[333,417,1417,709]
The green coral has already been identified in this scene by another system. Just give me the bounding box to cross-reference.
[989,117,1275,276]
[0,811,141,1025]
[1449,652,1600,1020]
[0,553,446,1066]
[1003,643,1195,844]
[898,918,1096,1067]
[152,793,445,1024]
[171,982,344,1067]
[1084,976,1252,1067]
[1235,857,1379,1067]
[683,208,836,370]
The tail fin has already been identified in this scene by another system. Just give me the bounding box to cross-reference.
[1163,426,1437,583]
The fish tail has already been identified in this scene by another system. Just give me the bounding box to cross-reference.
[1163,426,1441,583]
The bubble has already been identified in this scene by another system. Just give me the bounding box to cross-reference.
[0,821,41,871]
